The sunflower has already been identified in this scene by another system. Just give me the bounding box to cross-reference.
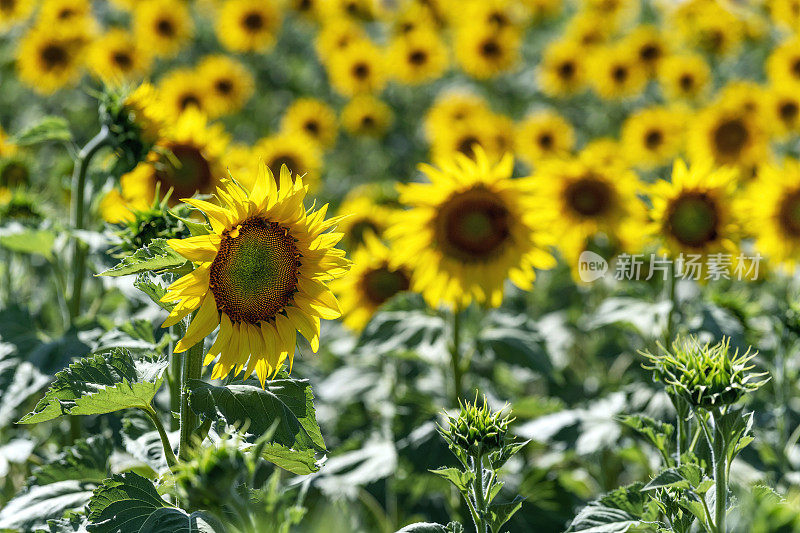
[766,37,800,88]
[288,0,324,20]
[766,85,800,137]
[281,98,338,149]
[0,127,18,158]
[196,55,255,118]
[623,25,668,75]
[646,158,740,259]
[341,95,393,137]
[563,11,613,49]
[522,0,562,20]
[38,0,92,27]
[621,105,687,169]
[688,103,770,170]
[450,0,526,31]
[133,0,192,57]
[217,0,282,53]
[770,0,800,30]
[157,69,209,121]
[579,137,628,168]
[514,110,575,167]
[716,81,768,117]
[254,132,322,189]
[320,0,374,19]
[454,24,521,79]
[314,17,367,62]
[87,29,151,85]
[336,192,395,250]
[331,232,412,331]
[588,44,648,100]
[671,0,744,56]
[657,53,711,102]
[424,91,491,141]
[161,164,350,385]
[123,82,167,145]
[222,144,255,188]
[388,2,439,35]
[531,156,643,264]
[0,0,34,29]
[327,39,387,96]
[538,39,587,97]
[430,116,499,161]
[387,148,555,309]
[387,28,449,85]
[741,159,800,268]
[16,27,84,94]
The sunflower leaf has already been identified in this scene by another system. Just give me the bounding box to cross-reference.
[18,349,168,424]
[12,116,72,146]
[0,228,56,260]
[188,378,326,452]
[260,442,320,475]
[97,238,187,277]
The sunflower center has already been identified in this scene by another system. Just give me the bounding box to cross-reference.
[538,133,554,149]
[58,8,74,19]
[780,101,799,122]
[156,18,175,36]
[489,12,509,26]
[41,44,68,69]
[209,218,299,324]
[215,79,234,95]
[269,155,299,185]
[565,177,612,217]
[792,58,800,78]
[437,188,511,261]
[298,0,312,10]
[361,266,410,306]
[558,61,575,80]
[457,135,480,155]
[645,129,663,149]
[303,120,319,135]
[640,44,660,62]
[778,190,800,237]
[361,115,375,127]
[612,65,628,83]
[353,62,370,79]
[713,118,749,157]
[179,93,201,110]
[480,39,501,59]
[679,74,695,91]
[243,11,265,31]
[156,143,213,198]
[112,51,133,69]
[0,0,14,12]
[667,192,719,247]
[349,219,380,246]
[409,49,428,66]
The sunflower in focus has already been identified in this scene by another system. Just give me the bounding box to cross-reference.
[331,232,411,331]
[197,55,255,118]
[688,103,770,170]
[514,110,575,167]
[16,28,84,94]
[341,95,393,137]
[388,28,449,84]
[254,133,322,189]
[539,39,587,97]
[0,0,34,29]
[658,53,711,102]
[767,37,800,88]
[646,159,740,259]
[741,160,800,268]
[766,85,800,138]
[336,192,395,250]
[454,25,521,79]
[388,148,555,309]
[161,164,350,385]
[589,44,648,100]
[281,98,338,149]
[621,105,687,169]
[134,0,192,57]
[217,0,282,53]
[158,69,209,120]
[87,29,151,85]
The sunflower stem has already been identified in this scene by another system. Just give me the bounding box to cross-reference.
[141,403,177,468]
[712,409,728,533]
[449,309,464,405]
[178,315,204,461]
[169,322,184,431]
[665,261,677,346]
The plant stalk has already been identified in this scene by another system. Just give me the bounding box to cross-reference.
[178,320,204,461]
[141,404,177,468]
[712,410,727,533]
[450,309,463,406]
[472,452,487,533]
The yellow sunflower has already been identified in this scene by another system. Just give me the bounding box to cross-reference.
[670,0,744,56]
[157,69,210,121]
[388,2,439,35]
[563,11,613,49]
[716,80,768,116]
[387,27,449,85]
[579,137,628,168]
[620,105,687,169]
[161,164,350,385]
[0,126,18,158]
[123,82,168,145]
[646,158,740,259]
[424,91,491,142]
[387,148,555,309]
[288,0,324,20]
[770,0,800,30]
[657,53,711,102]
[429,116,499,161]
[253,132,322,189]
[327,39,387,96]
[217,0,283,53]
[87,29,151,85]
[766,85,800,138]
[133,0,193,57]
[688,103,771,170]
[196,55,255,118]
[331,232,412,331]
[767,37,800,88]
[314,17,367,63]
[0,0,34,30]
[450,0,527,31]
[454,24,521,79]
[588,44,648,100]
[281,98,338,149]
[336,192,395,250]
[319,0,374,19]
[341,95,393,137]
[623,25,668,75]
[581,0,639,27]
[514,110,575,167]
[521,0,562,20]
[16,27,85,94]
[740,159,800,268]
[538,39,587,97]
[38,0,92,27]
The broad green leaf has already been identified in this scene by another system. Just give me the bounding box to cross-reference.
[260,442,319,475]
[617,414,674,462]
[641,469,689,492]
[567,482,659,532]
[13,116,72,146]
[0,228,56,259]
[0,480,95,530]
[97,238,187,277]
[429,467,474,494]
[32,436,112,485]
[18,349,168,424]
[395,523,448,533]
[86,472,225,532]
[188,378,326,452]
[479,328,552,375]
[487,496,524,533]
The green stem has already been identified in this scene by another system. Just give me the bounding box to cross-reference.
[141,404,177,468]
[471,452,487,533]
[450,310,463,406]
[178,319,204,461]
[712,410,727,533]
[665,262,677,346]
[169,322,185,431]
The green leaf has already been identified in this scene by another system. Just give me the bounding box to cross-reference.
[97,238,187,277]
[395,523,449,532]
[357,310,446,357]
[133,273,174,311]
[0,359,50,426]
[489,439,529,470]
[617,414,674,461]
[479,328,552,375]
[13,116,72,146]
[260,442,319,475]
[188,378,326,452]
[0,480,95,531]
[567,482,659,532]
[86,472,225,532]
[641,468,690,492]
[0,228,56,259]
[32,436,112,485]
[487,496,524,533]
[18,349,168,424]
[429,467,474,494]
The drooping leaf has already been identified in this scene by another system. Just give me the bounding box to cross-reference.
[260,442,319,475]
[479,328,552,375]
[13,116,72,146]
[0,228,56,259]
[188,378,325,452]
[487,496,525,533]
[18,349,168,424]
[97,239,187,277]
[0,481,95,531]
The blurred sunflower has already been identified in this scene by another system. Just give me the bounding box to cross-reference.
[563,11,612,49]
[123,82,167,145]
[451,0,525,31]
[336,192,395,249]
[388,148,555,309]
[766,85,800,137]
[388,2,439,34]
[217,0,282,53]
[327,39,386,96]
[514,110,575,167]
[387,28,449,85]
[0,156,31,204]
[430,117,498,161]
[671,0,744,56]
[624,25,668,75]
[321,0,374,19]
[0,0,34,29]
[539,39,587,97]
[688,103,770,170]
[454,25,521,79]
[580,137,627,167]
[581,0,639,27]
[38,0,92,27]
[770,0,800,30]
[424,91,490,141]
[254,133,321,189]
[87,29,151,85]
[0,127,18,158]
[134,0,193,57]
[741,160,800,268]
[158,69,209,120]
[588,44,648,100]
[281,98,338,149]
[331,232,411,331]
[16,28,84,94]
[222,144,255,188]
[621,105,687,169]
[341,95,393,137]
[315,17,367,62]
[767,37,800,88]
[658,53,711,101]
[522,0,562,20]
[646,159,740,258]
[197,55,255,118]
[161,164,350,385]
[716,81,767,116]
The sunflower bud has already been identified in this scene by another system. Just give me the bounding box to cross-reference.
[0,190,44,224]
[642,336,769,409]
[110,189,192,256]
[440,395,513,457]
[173,442,248,513]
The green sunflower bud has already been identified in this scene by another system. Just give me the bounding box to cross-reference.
[111,188,192,256]
[173,440,248,513]
[642,336,769,409]
[440,395,513,457]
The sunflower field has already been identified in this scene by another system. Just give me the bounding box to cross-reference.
[5,0,800,532]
